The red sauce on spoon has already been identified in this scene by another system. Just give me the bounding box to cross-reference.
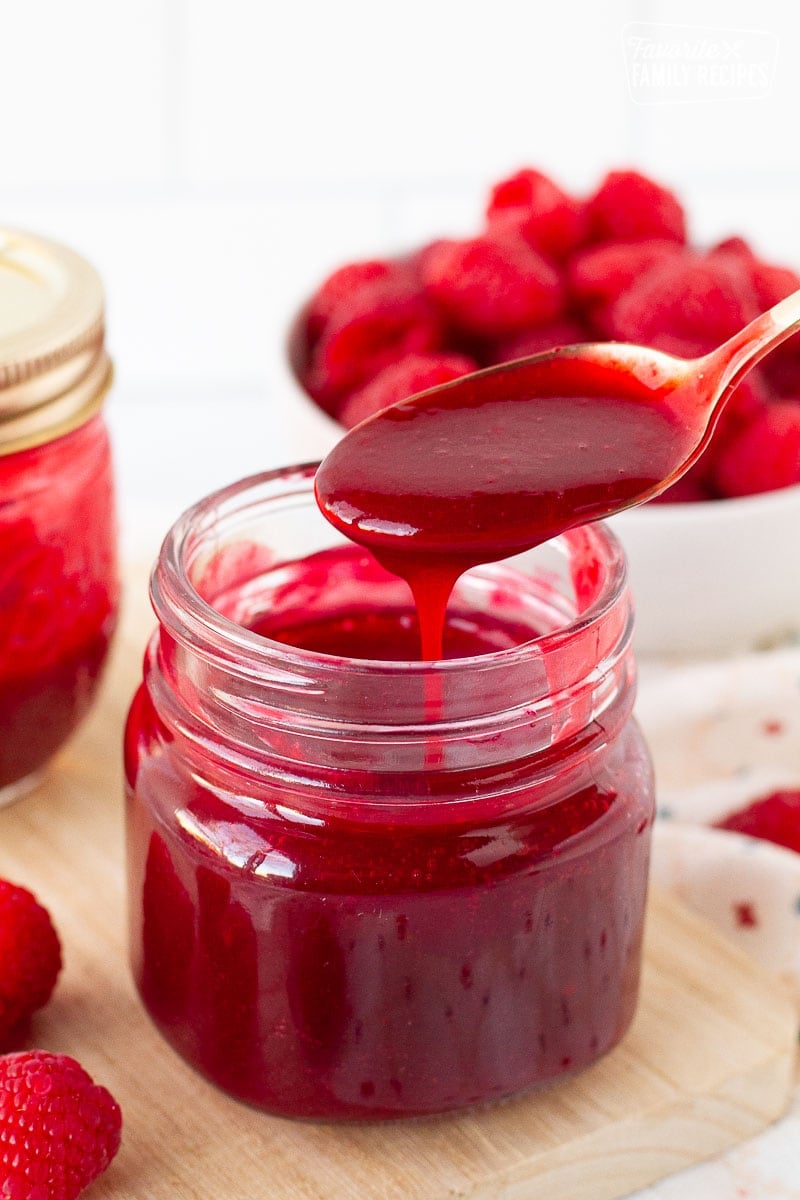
[315,351,698,656]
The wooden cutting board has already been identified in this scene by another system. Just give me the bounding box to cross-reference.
[0,581,796,1200]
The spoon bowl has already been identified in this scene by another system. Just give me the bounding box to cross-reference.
[316,290,800,564]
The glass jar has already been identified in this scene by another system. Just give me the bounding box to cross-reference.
[0,229,118,803]
[125,465,654,1121]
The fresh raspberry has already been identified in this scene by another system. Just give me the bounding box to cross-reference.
[567,239,684,321]
[715,789,800,853]
[0,881,61,1049]
[704,244,800,382]
[306,277,443,406]
[706,239,800,341]
[747,260,800,313]
[486,319,589,365]
[764,340,800,395]
[609,251,759,347]
[709,235,755,259]
[712,401,800,497]
[485,168,587,261]
[421,232,563,338]
[304,259,400,342]
[742,259,800,392]
[587,170,687,244]
[709,373,770,450]
[0,1051,121,1200]
[410,239,452,278]
[338,352,477,429]
[654,381,768,504]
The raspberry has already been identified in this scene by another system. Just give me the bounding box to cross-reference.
[485,168,587,261]
[656,380,768,504]
[715,789,800,853]
[421,233,564,338]
[609,251,759,347]
[706,239,800,321]
[486,319,588,365]
[338,352,477,429]
[709,236,754,259]
[0,881,61,1049]
[747,260,800,311]
[712,401,800,497]
[764,340,800,395]
[304,259,399,342]
[587,170,687,244]
[306,277,443,406]
[703,245,800,385]
[0,1051,121,1200]
[710,373,770,450]
[410,239,451,278]
[743,259,800,393]
[567,239,683,320]
[661,377,766,502]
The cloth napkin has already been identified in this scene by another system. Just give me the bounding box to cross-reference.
[631,646,800,1198]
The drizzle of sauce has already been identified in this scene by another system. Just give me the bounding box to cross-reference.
[315,353,697,657]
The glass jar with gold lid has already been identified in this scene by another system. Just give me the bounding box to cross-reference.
[0,228,118,804]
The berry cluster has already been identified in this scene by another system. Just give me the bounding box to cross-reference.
[0,880,121,1199]
[297,168,800,501]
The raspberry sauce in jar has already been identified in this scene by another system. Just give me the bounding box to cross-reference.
[126,465,654,1120]
[0,230,118,803]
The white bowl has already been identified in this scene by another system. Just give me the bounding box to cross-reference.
[611,487,800,659]
[282,326,800,661]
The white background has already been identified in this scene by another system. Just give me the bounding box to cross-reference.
[2,0,798,550]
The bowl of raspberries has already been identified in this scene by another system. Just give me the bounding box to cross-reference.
[288,167,800,657]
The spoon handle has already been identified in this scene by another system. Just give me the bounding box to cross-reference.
[706,286,800,403]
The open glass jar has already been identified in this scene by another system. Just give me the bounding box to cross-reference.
[0,229,118,804]
[125,465,654,1121]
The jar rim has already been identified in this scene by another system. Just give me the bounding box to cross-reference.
[152,462,630,681]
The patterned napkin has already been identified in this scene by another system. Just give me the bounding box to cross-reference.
[631,647,800,1198]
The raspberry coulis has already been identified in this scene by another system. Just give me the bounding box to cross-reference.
[127,341,687,1119]
[128,323,699,1121]
[0,417,118,793]
[315,350,697,656]
[127,528,652,1119]
[249,548,544,660]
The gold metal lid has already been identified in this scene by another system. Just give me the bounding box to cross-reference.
[0,228,112,456]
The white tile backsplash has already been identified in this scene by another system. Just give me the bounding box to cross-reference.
[178,0,633,186]
[0,194,389,385]
[0,0,170,184]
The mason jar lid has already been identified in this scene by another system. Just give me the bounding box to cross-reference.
[0,228,113,456]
